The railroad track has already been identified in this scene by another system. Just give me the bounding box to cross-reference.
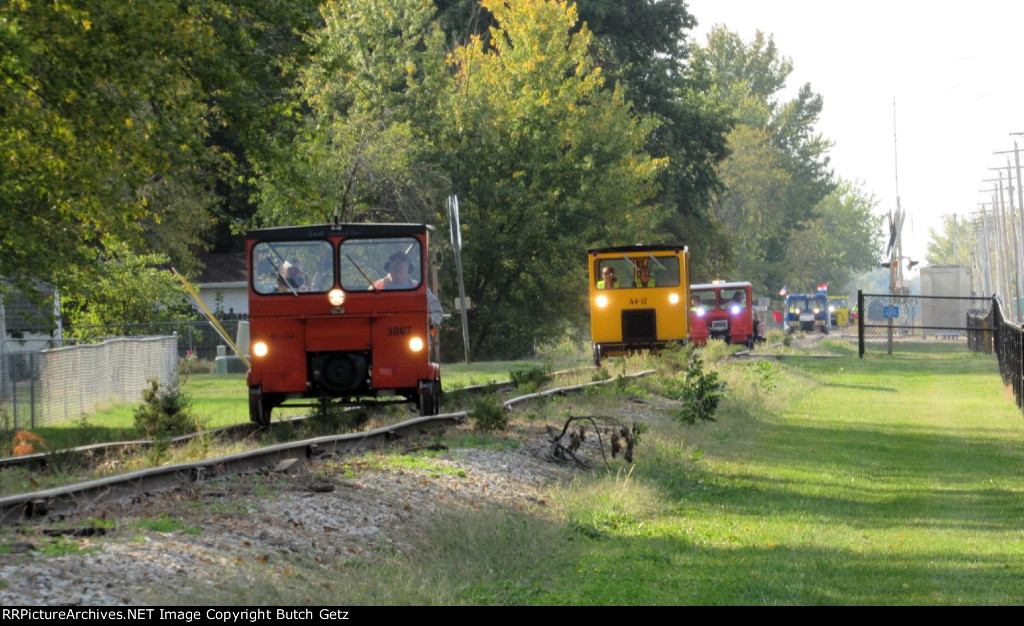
[0,370,653,526]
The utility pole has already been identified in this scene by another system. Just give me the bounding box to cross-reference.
[976,205,994,297]
[952,214,958,265]
[982,178,1015,315]
[996,142,1024,317]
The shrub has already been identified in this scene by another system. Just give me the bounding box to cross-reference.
[133,379,197,438]
[508,364,552,392]
[676,355,727,424]
[755,360,776,394]
[469,394,508,432]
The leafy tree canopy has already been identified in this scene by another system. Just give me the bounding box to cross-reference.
[694,26,837,292]
[61,241,194,338]
[784,181,884,294]
[0,0,321,324]
[256,0,449,225]
[438,0,665,357]
[926,214,976,266]
[0,0,219,293]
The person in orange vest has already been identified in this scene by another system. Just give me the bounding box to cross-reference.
[373,252,417,290]
[371,252,443,329]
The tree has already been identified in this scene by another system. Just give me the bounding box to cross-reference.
[693,26,835,291]
[256,0,449,225]
[705,124,791,286]
[783,181,884,293]
[926,214,976,266]
[183,0,324,252]
[439,0,665,357]
[570,0,732,246]
[60,242,193,338]
[433,1,733,278]
[0,0,220,294]
[1,0,323,304]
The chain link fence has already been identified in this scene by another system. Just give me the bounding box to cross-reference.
[66,320,244,361]
[0,336,178,430]
[857,291,995,357]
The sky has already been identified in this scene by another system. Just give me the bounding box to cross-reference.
[685,0,1024,266]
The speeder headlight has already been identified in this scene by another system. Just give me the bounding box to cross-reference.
[695,306,706,317]
[730,304,741,315]
[595,294,609,308]
[813,307,821,315]
[328,288,346,307]
[252,341,269,357]
[668,293,680,304]
[409,337,425,352]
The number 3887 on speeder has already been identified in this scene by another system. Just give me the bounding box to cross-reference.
[245,223,442,427]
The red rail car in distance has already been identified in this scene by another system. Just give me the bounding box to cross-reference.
[246,223,441,427]
[689,281,763,349]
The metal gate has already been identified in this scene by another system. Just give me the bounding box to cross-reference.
[857,291,995,357]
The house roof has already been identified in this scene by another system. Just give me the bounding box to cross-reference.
[196,253,247,285]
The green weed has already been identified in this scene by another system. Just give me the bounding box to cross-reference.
[133,379,197,439]
[676,355,727,424]
[509,364,553,392]
[469,394,508,431]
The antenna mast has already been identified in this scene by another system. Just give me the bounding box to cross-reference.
[891,98,904,292]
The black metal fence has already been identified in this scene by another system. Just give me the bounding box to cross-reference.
[857,291,995,357]
[992,298,1024,413]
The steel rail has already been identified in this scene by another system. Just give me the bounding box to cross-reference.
[0,371,653,525]
[0,412,465,525]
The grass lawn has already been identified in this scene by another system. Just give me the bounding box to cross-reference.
[530,350,1024,604]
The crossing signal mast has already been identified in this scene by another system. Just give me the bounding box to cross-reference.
[883,98,916,295]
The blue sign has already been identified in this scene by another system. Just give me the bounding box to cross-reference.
[883,305,900,319]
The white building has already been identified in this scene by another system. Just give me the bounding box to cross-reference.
[194,253,249,319]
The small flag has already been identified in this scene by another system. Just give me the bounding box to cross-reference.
[817,283,828,292]
[778,285,788,296]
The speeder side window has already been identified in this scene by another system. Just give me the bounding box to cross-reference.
[252,241,334,295]
[339,237,423,292]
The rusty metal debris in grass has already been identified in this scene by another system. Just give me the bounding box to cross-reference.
[546,415,644,468]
